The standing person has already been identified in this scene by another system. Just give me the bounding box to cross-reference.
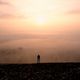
[37,54,40,64]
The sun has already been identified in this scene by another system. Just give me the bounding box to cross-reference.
[35,16,46,25]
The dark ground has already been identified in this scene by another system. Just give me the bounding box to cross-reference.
[0,63,80,80]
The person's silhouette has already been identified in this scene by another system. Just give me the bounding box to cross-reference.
[37,54,40,63]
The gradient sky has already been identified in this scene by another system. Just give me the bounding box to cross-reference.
[0,0,80,63]
[0,0,80,35]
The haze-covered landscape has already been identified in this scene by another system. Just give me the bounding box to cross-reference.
[0,0,80,63]
[0,33,80,63]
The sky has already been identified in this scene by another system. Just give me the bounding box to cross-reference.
[0,0,80,36]
[0,0,80,63]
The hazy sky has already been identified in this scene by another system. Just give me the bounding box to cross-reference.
[0,0,80,35]
[0,0,80,63]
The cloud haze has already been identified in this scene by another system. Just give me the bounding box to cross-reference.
[67,9,80,14]
[0,0,79,18]
[0,0,9,5]
[0,0,80,63]
[0,0,80,35]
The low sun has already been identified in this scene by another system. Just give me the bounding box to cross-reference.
[35,16,46,25]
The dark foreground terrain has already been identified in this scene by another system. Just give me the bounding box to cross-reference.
[0,63,80,80]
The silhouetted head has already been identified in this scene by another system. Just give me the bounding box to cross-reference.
[37,54,40,60]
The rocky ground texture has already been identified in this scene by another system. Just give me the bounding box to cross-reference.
[0,63,80,80]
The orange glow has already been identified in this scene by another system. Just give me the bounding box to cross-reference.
[0,0,79,34]
[0,0,80,63]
